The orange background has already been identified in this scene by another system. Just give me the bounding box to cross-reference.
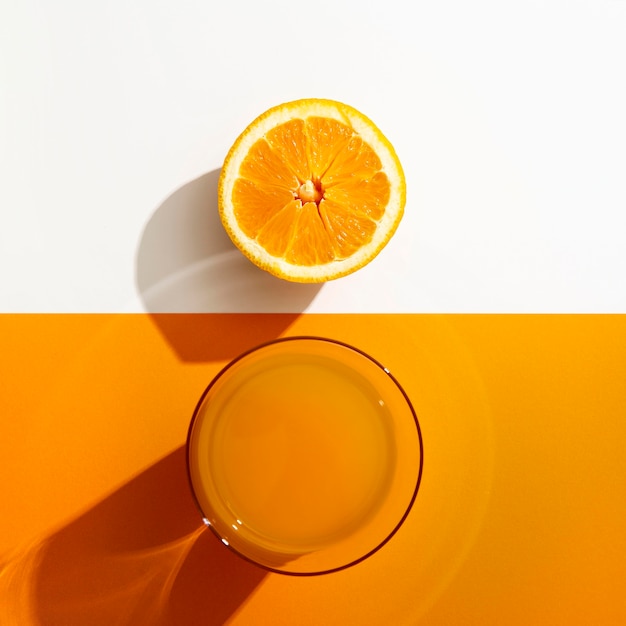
[1,314,625,624]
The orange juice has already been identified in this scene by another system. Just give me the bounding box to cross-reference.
[187,337,422,574]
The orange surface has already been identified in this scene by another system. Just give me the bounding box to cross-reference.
[1,314,625,624]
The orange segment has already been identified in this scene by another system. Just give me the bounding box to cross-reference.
[239,138,299,189]
[232,178,294,238]
[255,199,301,259]
[305,117,354,179]
[219,99,406,282]
[319,198,378,259]
[322,135,383,187]
[256,200,336,266]
[265,118,310,183]
[286,201,337,265]
[323,171,390,221]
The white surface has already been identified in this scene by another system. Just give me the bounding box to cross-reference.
[1,0,625,313]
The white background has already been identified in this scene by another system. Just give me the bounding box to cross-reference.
[1,0,625,312]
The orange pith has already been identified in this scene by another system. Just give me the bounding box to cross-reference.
[219,99,406,282]
[233,117,388,266]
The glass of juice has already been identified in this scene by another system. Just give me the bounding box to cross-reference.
[186,337,423,575]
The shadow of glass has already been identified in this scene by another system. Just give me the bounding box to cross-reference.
[3,448,266,626]
[135,170,323,362]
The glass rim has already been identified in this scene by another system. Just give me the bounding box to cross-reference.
[185,335,424,576]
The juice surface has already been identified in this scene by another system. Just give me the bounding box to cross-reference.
[194,350,396,552]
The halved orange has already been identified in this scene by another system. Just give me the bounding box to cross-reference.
[218,99,406,283]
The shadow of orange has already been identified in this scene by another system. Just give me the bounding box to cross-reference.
[135,170,323,362]
[146,313,307,362]
[25,448,266,625]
